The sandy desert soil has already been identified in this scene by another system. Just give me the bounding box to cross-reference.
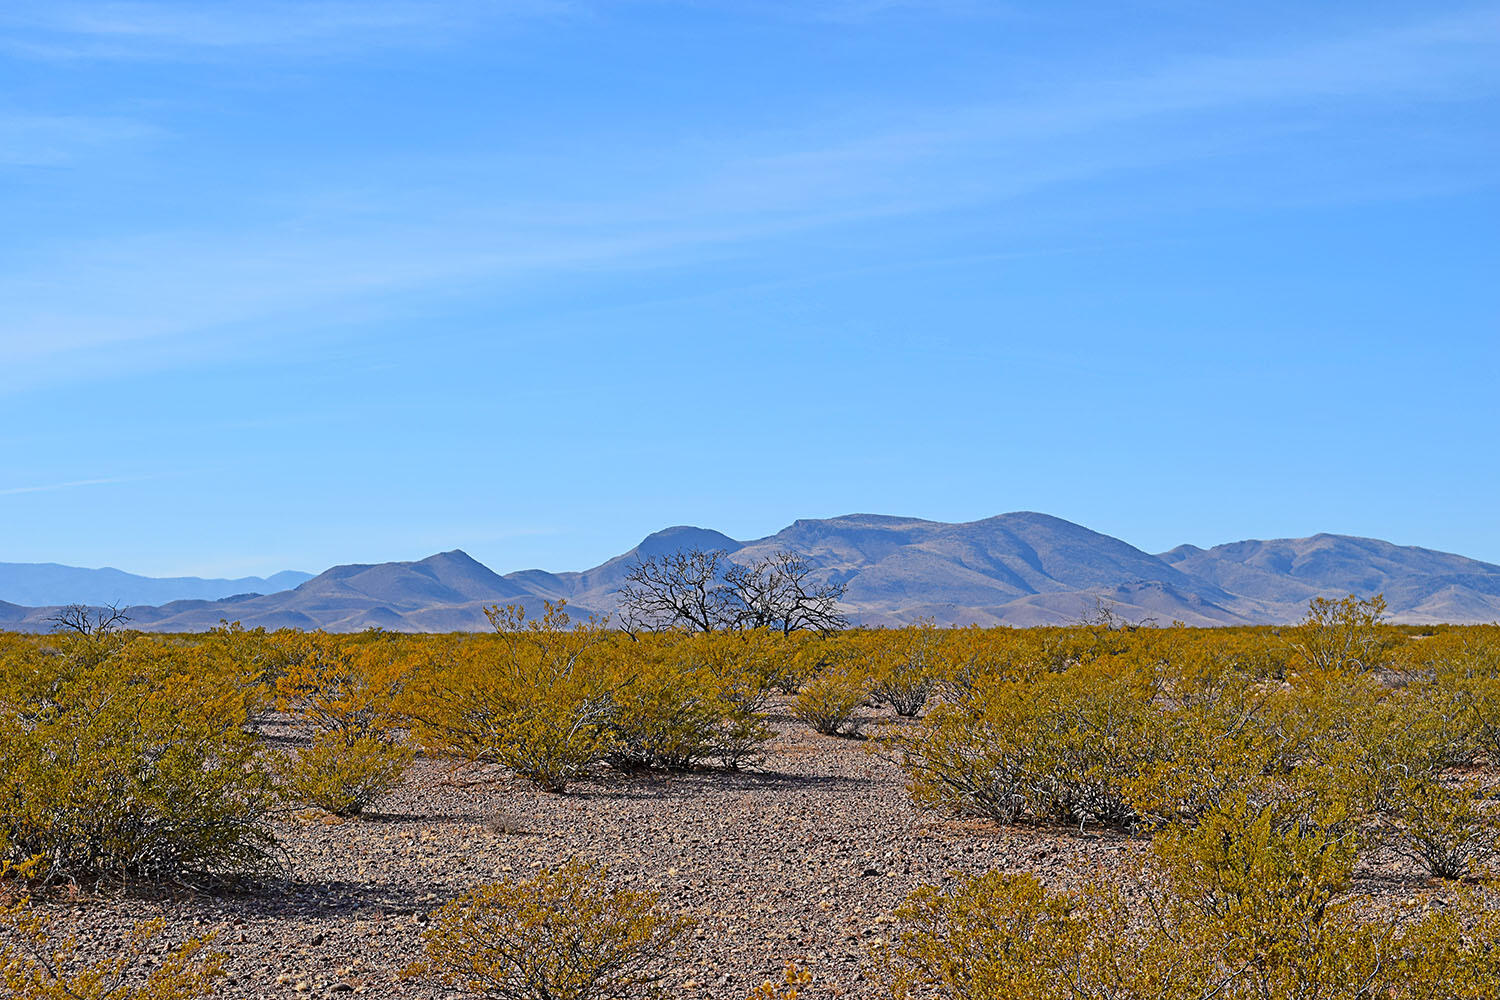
[43,703,1432,1000]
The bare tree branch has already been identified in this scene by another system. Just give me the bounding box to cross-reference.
[617,549,737,633]
[44,602,131,637]
[617,548,846,634]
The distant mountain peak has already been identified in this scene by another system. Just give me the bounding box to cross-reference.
[419,548,485,566]
[633,526,743,557]
[0,562,313,609]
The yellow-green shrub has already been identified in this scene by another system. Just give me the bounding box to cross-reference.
[893,673,1047,825]
[893,656,1164,830]
[205,620,295,698]
[0,636,276,884]
[1288,593,1395,677]
[880,794,1500,1000]
[869,620,943,718]
[274,733,415,818]
[408,604,616,793]
[407,858,692,1000]
[784,632,862,695]
[1388,778,1496,880]
[792,667,870,737]
[274,633,415,816]
[938,625,1049,697]
[879,870,1087,1000]
[894,605,1494,835]
[1123,644,1276,827]
[1394,626,1500,765]
[602,633,773,771]
[2,861,224,1000]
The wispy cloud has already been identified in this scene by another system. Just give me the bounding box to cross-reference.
[0,0,573,60]
[3,6,1495,388]
[0,477,136,497]
[667,0,1002,22]
[0,113,155,166]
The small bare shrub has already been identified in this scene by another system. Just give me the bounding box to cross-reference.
[406,858,692,1000]
[484,809,526,835]
[2,860,225,999]
[748,963,812,1000]
[1389,778,1496,879]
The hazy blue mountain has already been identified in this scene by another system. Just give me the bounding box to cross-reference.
[1158,533,1500,622]
[3,515,1497,632]
[0,562,312,608]
[730,512,1244,625]
[114,550,532,633]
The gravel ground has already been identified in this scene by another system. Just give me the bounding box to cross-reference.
[39,702,1437,1000]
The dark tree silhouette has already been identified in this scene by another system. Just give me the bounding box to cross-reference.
[724,550,846,634]
[618,548,846,635]
[45,602,131,637]
[617,549,738,634]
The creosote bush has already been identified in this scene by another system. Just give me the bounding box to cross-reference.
[408,610,784,789]
[276,733,415,819]
[869,619,944,718]
[893,654,1165,830]
[2,595,1498,1000]
[792,667,870,737]
[888,595,1488,835]
[408,603,616,793]
[406,858,692,1000]
[603,631,775,772]
[0,633,277,885]
[273,631,415,816]
[1388,777,1496,879]
[2,861,225,999]
[880,794,1500,1000]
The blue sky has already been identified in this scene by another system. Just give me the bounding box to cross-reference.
[2,1,1497,578]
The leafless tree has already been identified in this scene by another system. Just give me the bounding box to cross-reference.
[617,549,738,634]
[45,602,131,637]
[618,548,846,635]
[725,551,846,634]
[1078,596,1156,632]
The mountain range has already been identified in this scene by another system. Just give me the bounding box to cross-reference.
[2,513,1497,631]
[0,562,313,609]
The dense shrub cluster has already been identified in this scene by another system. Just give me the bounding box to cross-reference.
[880,794,1500,1000]
[408,603,784,790]
[273,631,415,816]
[0,631,277,885]
[2,594,1498,1000]
[887,600,1500,845]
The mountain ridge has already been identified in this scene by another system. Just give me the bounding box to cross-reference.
[2,513,1497,631]
[0,562,313,609]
